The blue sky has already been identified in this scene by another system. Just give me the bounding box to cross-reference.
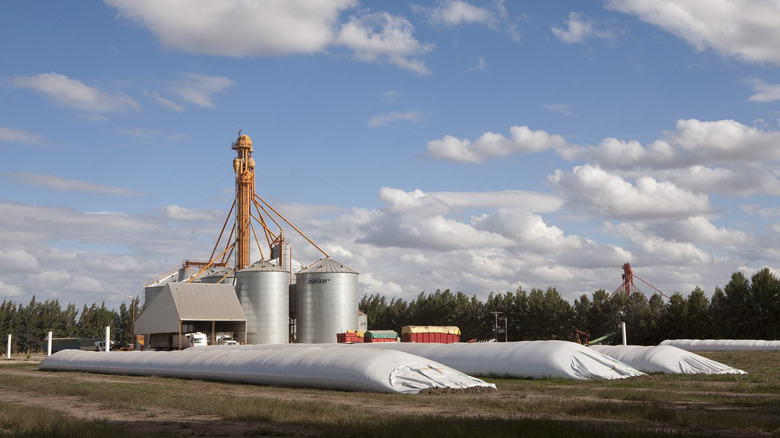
[2,0,780,311]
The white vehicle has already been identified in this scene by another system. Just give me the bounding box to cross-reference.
[186,332,208,347]
[94,340,114,351]
[216,333,235,345]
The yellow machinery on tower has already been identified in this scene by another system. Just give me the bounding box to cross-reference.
[233,134,254,270]
[185,133,328,282]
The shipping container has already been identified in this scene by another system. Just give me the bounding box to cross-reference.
[401,326,460,343]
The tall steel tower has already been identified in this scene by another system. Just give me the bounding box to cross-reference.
[232,134,254,270]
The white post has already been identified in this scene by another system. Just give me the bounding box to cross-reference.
[105,326,111,352]
[6,334,11,359]
[47,331,53,356]
[621,321,627,346]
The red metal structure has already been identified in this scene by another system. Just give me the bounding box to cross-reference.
[611,262,670,299]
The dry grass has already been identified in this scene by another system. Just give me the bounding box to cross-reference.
[0,350,777,437]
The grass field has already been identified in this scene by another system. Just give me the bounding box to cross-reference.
[0,350,778,437]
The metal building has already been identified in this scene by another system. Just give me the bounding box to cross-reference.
[235,260,289,344]
[143,261,228,309]
[135,283,247,349]
[296,258,359,343]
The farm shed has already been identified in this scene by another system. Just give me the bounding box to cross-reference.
[135,283,247,348]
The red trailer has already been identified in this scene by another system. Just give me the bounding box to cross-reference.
[401,326,460,343]
[336,330,365,343]
[364,330,399,343]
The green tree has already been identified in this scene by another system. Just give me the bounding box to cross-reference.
[709,287,729,338]
[0,300,21,355]
[660,292,688,340]
[359,293,388,329]
[78,303,117,340]
[685,287,710,339]
[749,268,780,339]
[573,289,627,344]
[624,291,653,345]
[722,272,752,338]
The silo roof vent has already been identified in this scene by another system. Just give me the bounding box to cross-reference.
[242,260,288,272]
[299,258,358,274]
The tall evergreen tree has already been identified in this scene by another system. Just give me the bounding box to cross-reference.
[749,268,780,339]
[686,287,711,339]
[722,272,752,338]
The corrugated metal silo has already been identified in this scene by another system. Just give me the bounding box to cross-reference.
[143,265,200,309]
[296,258,359,343]
[196,268,234,284]
[235,260,290,344]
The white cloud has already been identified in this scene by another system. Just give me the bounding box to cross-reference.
[0,249,41,274]
[105,0,355,56]
[607,0,780,65]
[746,78,780,103]
[550,164,712,220]
[368,110,422,127]
[552,12,614,44]
[419,0,495,27]
[0,280,24,298]
[570,119,780,170]
[80,114,111,123]
[429,190,562,213]
[158,204,225,222]
[427,125,570,163]
[13,73,140,112]
[660,216,749,246]
[10,173,146,197]
[336,12,434,75]
[413,0,521,42]
[0,127,42,145]
[314,186,639,298]
[659,165,780,196]
[382,90,403,102]
[544,103,573,116]
[144,90,185,112]
[473,210,581,254]
[605,222,713,266]
[169,73,236,108]
[0,199,229,306]
[106,0,432,74]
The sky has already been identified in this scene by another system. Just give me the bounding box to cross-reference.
[2,0,780,311]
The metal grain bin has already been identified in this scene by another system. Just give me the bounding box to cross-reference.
[296,258,359,343]
[235,260,290,344]
[196,268,234,284]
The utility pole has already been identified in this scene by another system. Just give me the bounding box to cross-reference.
[491,311,501,342]
[504,317,508,342]
[128,296,136,350]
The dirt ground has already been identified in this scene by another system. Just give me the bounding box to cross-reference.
[0,354,776,437]
[0,366,315,437]
[1,362,535,437]
[0,363,610,437]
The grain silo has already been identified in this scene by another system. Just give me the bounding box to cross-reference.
[296,258,358,343]
[235,260,290,344]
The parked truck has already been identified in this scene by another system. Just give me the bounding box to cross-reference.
[148,332,208,350]
[216,333,237,345]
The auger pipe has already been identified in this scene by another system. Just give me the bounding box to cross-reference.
[255,194,328,258]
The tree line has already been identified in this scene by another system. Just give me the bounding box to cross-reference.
[0,296,140,354]
[2,268,777,353]
[360,268,780,344]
